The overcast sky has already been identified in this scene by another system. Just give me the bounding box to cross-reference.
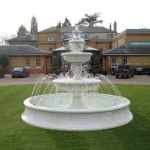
[0,0,150,38]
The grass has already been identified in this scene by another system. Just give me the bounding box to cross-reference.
[0,84,150,150]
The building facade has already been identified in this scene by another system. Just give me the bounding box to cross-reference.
[37,23,117,51]
[4,16,150,75]
[0,45,50,74]
[2,17,51,74]
[103,29,150,73]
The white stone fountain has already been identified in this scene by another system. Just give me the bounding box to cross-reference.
[21,26,133,131]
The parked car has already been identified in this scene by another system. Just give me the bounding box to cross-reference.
[115,65,134,79]
[134,67,150,75]
[135,67,145,75]
[111,65,118,75]
[146,69,150,76]
[11,67,29,78]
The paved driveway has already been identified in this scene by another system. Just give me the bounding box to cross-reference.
[0,74,44,86]
[109,75,150,85]
[0,74,150,86]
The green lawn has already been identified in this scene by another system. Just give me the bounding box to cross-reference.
[0,84,150,150]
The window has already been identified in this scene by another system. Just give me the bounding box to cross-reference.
[36,56,41,66]
[123,56,127,65]
[49,56,52,64]
[48,35,54,42]
[25,56,30,66]
[112,56,116,65]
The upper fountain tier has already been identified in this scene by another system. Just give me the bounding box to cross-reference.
[68,26,86,52]
[61,26,92,80]
[63,26,92,64]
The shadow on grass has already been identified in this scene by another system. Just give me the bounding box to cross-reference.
[111,112,150,150]
[46,130,91,150]
[44,110,150,150]
[79,111,150,150]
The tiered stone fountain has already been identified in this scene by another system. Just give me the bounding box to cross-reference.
[21,26,133,131]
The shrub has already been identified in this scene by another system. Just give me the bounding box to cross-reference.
[0,65,4,78]
[0,55,9,68]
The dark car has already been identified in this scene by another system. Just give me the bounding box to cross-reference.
[11,67,29,78]
[111,65,118,75]
[146,68,150,76]
[115,65,134,79]
[135,67,150,75]
[135,67,145,75]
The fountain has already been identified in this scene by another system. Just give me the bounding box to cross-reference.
[21,26,133,131]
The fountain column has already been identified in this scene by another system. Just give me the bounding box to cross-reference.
[71,63,82,80]
[60,26,93,109]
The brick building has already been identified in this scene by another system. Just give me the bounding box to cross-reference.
[3,16,150,74]
[103,29,150,73]
[37,24,117,51]
[0,45,50,74]
[37,22,117,73]
[0,17,51,74]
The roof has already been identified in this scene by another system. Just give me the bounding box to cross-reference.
[40,26,60,33]
[103,41,150,55]
[41,26,114,43]
[103,47,127,55]
[113,28,150,40]
[7,34,36,42]
[53,46,98,52]
[127,41,150,47]
[126,29,150,34]
[96,39,112,43]
[0,45,49,56]
[40,25,114,33]
[103,46,150,55]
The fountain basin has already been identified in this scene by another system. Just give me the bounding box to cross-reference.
[21,94,133,131]
[62,52,92,63]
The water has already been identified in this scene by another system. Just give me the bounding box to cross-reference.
[31,75,56,97]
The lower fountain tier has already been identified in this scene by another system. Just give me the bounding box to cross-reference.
[53,78,101,92]
[22,93,133,131]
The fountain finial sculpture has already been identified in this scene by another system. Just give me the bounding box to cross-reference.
[72,26,82,39]
[68,26,85,52]
[21,26,133,131]
[63,26,91,79]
